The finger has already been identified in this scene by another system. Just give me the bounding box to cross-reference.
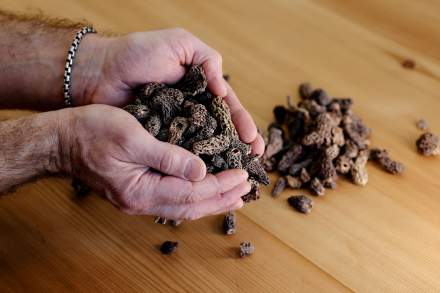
[151,168,248,205]
[250,134,265,156]
[191,40,227,97]
[178,181,249,220]
[153,181,249,220]
[191,45,258,144]
[229,198,244,212]
[223,82,258,143]
[202,55,227,97]
[135,133,206,181]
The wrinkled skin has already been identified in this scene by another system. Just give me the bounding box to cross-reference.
[65,28,266,219]
[74,28,264,154]
[60,105,250,220]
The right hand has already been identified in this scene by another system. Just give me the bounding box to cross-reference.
[73,28,265,155]
[57,104,250,220]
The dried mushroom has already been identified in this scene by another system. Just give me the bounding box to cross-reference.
[223,212,236,235]
[262,83,404,211]
[416,132,440,156]
[288,195,313,214]
[239,242,255,258]
[122,65,268,215]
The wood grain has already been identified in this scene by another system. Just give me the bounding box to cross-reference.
[1,0,439,291]
[0,178,346,292]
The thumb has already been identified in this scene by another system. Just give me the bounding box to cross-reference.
[140,134,207,181]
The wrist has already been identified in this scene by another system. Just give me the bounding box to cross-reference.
[0,111,66,193]
[52,108,75,174]
[70,34,112,106]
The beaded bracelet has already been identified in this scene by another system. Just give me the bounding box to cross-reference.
[63,26,97,107]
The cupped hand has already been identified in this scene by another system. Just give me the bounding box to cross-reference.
[73,28,264,155]
[58,104,250,220]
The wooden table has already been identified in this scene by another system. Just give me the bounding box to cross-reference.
[1,0,440,291]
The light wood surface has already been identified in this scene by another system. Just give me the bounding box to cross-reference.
[1,0,440,292]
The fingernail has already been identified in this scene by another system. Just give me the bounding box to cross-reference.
[184,159,205,180]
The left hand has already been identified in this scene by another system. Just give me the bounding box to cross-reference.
[72,28,264,155]
[57,104,249,220]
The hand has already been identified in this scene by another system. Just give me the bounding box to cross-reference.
[73,28,264,155]
[58,104,250,220]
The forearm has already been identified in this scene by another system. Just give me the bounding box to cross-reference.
[0,10,104,110]
[0,110,65,194]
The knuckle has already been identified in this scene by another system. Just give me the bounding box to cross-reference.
[158,152,176,175]
[213,50,222,63]
[180,183,197,204]
[205,49,222,65]
[172,27,191,38]
[203,174,221,196]
[210,175,222,194]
